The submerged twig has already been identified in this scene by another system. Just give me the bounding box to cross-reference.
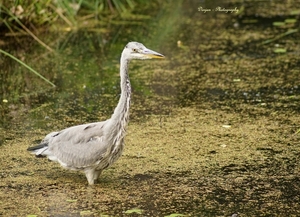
[262,29,298,45]
[0,49,56,87]
[12,18,54,53]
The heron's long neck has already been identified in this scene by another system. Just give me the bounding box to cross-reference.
[106,56,131,144]
[112,57,131,122]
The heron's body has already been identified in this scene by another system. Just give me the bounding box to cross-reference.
[27,42,164,185]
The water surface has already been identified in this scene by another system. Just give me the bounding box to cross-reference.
[1,0,300,216]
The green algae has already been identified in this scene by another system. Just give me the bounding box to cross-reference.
[1,0,300,216]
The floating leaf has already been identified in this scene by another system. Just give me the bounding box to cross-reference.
[273,48,287,53]
[285,19,297,24]
[2,99,8,103]
[164,214,186,217]
[290,10,300,15]
[272,22,285,26]
[222,125,231,128]
[80,210,93,215]
[66,199,77,202]
[124,208,143,214]
[284,29,298,34]
[235,5,244,15]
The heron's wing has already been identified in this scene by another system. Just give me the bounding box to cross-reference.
[45,121,109,168]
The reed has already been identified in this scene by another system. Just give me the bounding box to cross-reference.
[0,49,56,87]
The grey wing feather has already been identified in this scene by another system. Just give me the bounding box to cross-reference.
[38,121,109,169]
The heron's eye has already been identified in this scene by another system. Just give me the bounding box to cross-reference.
[132,48,137,52]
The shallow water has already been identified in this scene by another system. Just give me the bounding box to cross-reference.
[1,0,300,216]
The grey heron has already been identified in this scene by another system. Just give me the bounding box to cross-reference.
[27,42,164,185]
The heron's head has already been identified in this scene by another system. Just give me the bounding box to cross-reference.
[122,42,164,60]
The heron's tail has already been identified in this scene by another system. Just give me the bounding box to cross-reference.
[27,143,48,157]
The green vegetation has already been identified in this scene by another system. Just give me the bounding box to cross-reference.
[0,49,56,87]
[0,0,153,94]
[164,214,186,217]
[0,0,145,35]
[124,208,143,214]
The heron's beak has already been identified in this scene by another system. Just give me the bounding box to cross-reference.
[143,48,165,59]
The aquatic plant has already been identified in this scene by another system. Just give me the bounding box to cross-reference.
[164,214,186,217]
[0,49,55,87]
[124,208,143,214]
[0,0,140,30]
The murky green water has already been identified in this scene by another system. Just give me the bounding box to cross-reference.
[1,0,300,216]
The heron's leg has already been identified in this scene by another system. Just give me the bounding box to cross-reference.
[84,169,95,185]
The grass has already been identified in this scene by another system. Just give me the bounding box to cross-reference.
[0,49,56,87]
[1,0,140,31]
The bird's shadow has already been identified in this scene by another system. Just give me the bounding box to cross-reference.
[42,167,120,187]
